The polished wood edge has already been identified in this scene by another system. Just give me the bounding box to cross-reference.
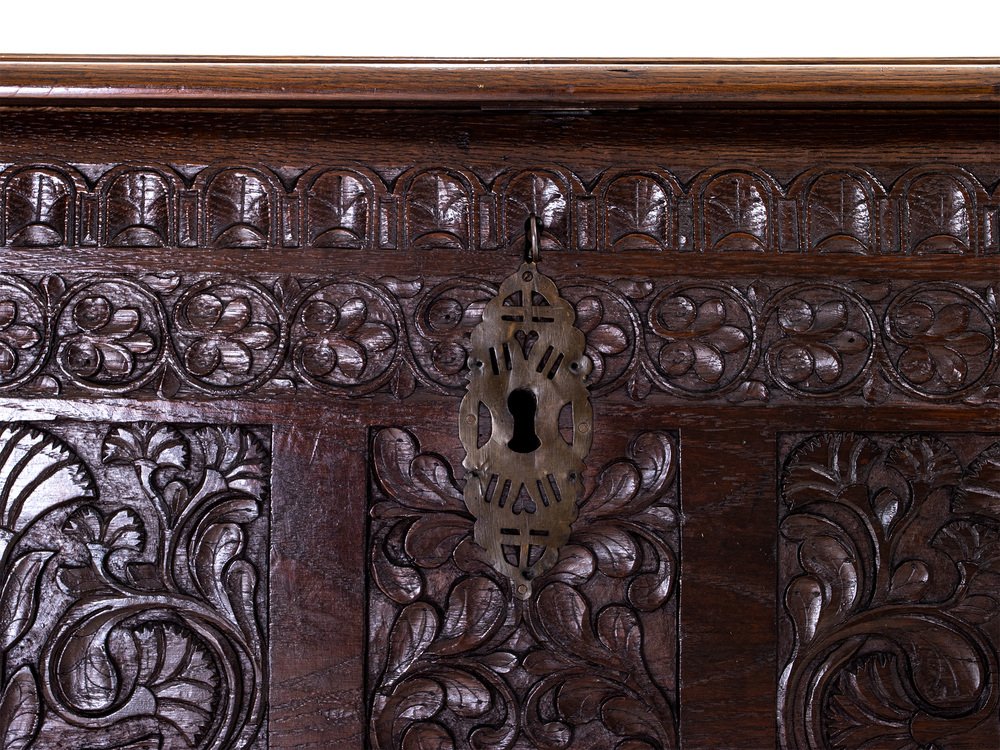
[0,58,997,106]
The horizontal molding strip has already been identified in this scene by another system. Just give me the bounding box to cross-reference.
[0,59,997,106]
[1,161,997,255]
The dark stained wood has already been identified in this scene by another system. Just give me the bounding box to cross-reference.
[0,58,998,106]
[0,60,997,750]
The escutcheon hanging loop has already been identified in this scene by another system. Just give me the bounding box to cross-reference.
[460,215,593,598]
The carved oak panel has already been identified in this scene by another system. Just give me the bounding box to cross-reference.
[0,272,995,406]
[0,420,270,750]
[778,432,1000,749]
[0,60,996,750]
[367,427,680,749]
[0,161,996,255]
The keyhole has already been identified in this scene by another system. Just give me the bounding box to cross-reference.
[507,388,541,454]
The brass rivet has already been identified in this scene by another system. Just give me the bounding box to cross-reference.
[464,414,476,425]
[516,583,527,594]
[578,422,590,434]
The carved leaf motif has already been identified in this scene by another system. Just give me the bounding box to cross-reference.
[435,669,492,718]
[406,172,471,249]
[577,525,639,578]
[384,603,439,687]
[887,435,962,491]
[535,583,607,666]
[0,422,266,749]
[401,721,453,750]
[703,172,769,251]
[601,696,669,745]
[369,427,680,749]
[63,506,144,553]
[308,171,371,248]
[105,171,170,247]
[132,623,219,747]
[373,535,425,604]
[556,675,622,723]
[807,174,874,253]
[907,174,972,252]
[374,428,464,511]
[193,426,268,500]
[605,175,670,249]
[782,433,880,507]
[193,522,244,614]
[955,443,1000,521]
[0,666,40,750]
[582,462,641,518]
[596,606,643,660]
[780,433,1000,749]
[826,654,920,750]
[430,577,505,656]
[376,678,446,750]
[785,575,824,645]
[544,544,596,586]
[0,425,95,539]
[503,171,569,249]
[56,617,132,712]
[627,554,676,612]
[404,514,472,569]
[102,423,189,471]
[0,551,55,650]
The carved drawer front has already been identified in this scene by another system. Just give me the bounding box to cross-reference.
[0,60,997,749]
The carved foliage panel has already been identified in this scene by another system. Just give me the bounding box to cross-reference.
[0,161,995,254]
[366,427,680,749]
[0,272,996,406]
[778,432,1000,749]
[0,420,270,749]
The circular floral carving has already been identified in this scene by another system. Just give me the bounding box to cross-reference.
[290,281,400,393]
[56,279,164,391]
[882,283,996,398]
[0,278,46,387]
[646,283,755,395]
[764,283,876,396]
[172,279,282,392]
[412,279,495,389]
[560,281,640,396]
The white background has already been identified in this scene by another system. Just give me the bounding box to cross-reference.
[1,1,997,57]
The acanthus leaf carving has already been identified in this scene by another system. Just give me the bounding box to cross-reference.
[778,432,1000,749]
[0,420,269,750]
[368,427,679,749]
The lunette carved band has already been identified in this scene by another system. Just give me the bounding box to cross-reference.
[0,273,995,405]
[0,162,996,254]
[0,421,270,750]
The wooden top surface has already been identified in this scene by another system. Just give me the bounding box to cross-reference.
[0,57,997,106]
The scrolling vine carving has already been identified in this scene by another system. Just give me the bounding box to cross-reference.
[778,432,1000,749]
[0,273,995,405]
[0,421,269,750]
[367,427,679,749]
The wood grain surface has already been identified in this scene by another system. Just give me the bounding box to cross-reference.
[0,60,996,750]
[0,58,998,106]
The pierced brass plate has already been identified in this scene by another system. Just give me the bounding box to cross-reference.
[460,258,593,598]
